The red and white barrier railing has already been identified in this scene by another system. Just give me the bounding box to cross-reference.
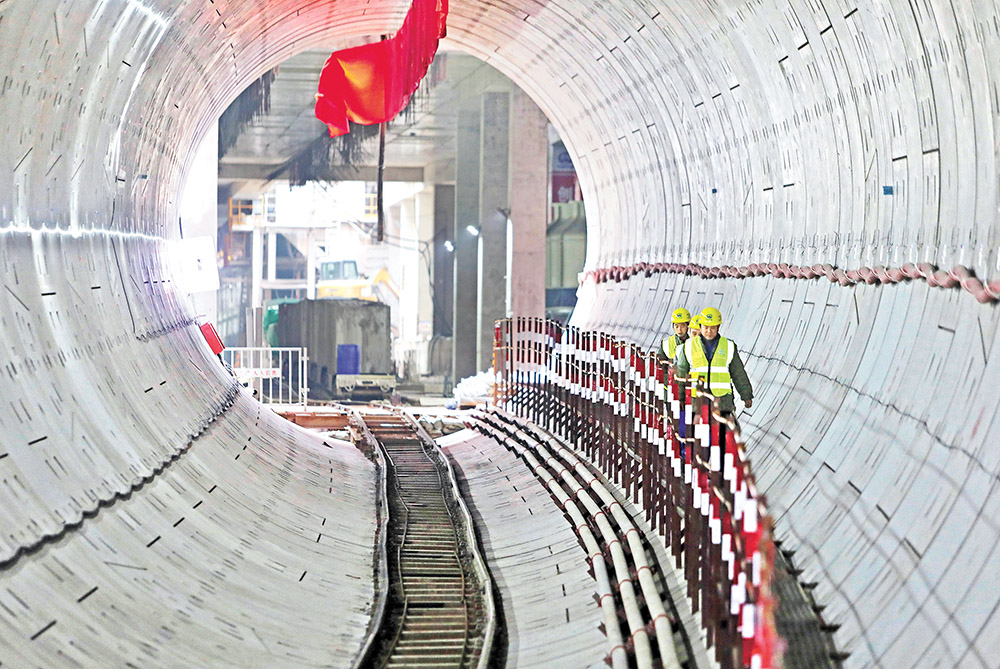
[493,316,783,669]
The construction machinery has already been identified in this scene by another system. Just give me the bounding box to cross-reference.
[316,259,399,304]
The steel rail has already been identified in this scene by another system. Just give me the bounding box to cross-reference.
[382,444,412,661]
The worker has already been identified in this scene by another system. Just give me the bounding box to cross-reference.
[657,308,691,363]
[675,307,753,414]
[658,308,693,459]
[688,313,703,339]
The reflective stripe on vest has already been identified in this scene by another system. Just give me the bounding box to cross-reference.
[684,336,734,397]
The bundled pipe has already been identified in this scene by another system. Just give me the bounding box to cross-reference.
[515,428,653,668]
[512,416,681,669]
[476,412,687,669]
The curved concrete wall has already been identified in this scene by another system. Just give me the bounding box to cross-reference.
[575,269,1000,667]
[0,231,378,665]
[1,0,998,667]
[0,2,393,661]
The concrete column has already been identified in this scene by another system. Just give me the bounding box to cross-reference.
[306,233,317,300]
[399,197,418,344]
[477,91,510,371]
[433,184,455,336]
[251,224,263,309]
[415,188,435,339]
[385,203,403,344]
[452,100,481,381]
[508,87,548,320]
[267,231,277,283]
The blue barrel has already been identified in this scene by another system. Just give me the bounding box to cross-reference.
[337,344,361,375]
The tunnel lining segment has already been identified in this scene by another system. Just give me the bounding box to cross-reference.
[0,384,239,571]
[3,0,1000,279]
[0,392,380,667]
[3,0,1000,667]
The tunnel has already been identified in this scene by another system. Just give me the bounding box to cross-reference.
[2,0,999,667]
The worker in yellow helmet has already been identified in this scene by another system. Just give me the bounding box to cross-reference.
[675,307,753,413]
[658,307,693,450]
[688,313,703,339]
[657,307,691,363]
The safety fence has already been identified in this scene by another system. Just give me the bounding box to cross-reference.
[493,317,781,669]
[221,346,309,408]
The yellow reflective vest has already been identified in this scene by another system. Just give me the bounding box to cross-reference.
[684,336,734,397]
[662,334,684,360]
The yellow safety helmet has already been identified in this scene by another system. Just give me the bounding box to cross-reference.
[701,307,723,326]
[671,308,691,324]
[690,314,703,329]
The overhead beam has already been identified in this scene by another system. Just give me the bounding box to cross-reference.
[219,163,424,183]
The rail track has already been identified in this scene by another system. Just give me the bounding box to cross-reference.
[359,412,494,669]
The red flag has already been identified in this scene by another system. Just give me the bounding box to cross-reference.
[315,0,448,136]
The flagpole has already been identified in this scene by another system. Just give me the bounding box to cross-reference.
[376,32,388,244]
[377,120,386,243]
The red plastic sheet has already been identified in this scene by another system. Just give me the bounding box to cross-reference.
[315,0,448,136]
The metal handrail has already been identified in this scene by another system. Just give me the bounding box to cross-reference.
[222,346,308,408]
[493,316,782,669]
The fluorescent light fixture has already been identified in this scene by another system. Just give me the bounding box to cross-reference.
[444,240,455,252]
[466,225,480,237]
